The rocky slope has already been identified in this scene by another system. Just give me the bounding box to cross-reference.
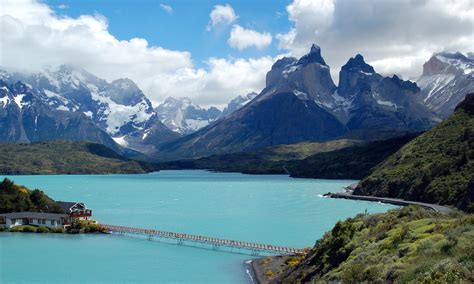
[417,52,474,118]
[155,97,221,134]
[355,93,474,212]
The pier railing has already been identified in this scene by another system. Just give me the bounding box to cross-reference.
[101,224,306,256]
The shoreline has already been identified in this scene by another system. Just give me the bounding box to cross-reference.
[324,192,454,213]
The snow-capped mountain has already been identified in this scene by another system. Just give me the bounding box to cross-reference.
[0,79,122,153]
[220,92,258,118]
[157,45,436,160]
[1,65,178,153]
[155,97,221,134]
[417,52,474,118]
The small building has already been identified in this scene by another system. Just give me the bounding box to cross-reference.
[56,201,92,220]
[0,212,68,229]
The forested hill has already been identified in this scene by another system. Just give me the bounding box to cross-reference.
[355,93,474,212]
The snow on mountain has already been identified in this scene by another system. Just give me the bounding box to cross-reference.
[417,52,474,118]
[0,79,123,153]
[1,65,178,153]
[155,97,221,134]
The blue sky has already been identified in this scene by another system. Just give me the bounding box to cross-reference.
[45,0,292,67]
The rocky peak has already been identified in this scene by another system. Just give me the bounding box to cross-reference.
[297,44,327,66]
[220,92,258,117]
[270,57,298,71]
[422,52,474,76]
[155,97,222,134]
[341,54,375,74]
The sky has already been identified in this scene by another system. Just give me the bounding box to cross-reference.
[0,0,473,107]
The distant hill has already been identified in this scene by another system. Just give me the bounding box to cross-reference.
[0,141,150,174]
[355,93,474,212]
[156,139,361,174]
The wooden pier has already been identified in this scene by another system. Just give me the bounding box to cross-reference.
[102,224,306,255]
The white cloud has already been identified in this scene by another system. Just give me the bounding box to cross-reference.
[207,4,238,31]
[228,25,272,50]
[159,4,173,14]
[277,0,474,80]
[57,4,68,9]
[0,0,273,107]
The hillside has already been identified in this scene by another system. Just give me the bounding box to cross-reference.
[0,141,149,174]
[255,207,474,283]
[355,93,474,212]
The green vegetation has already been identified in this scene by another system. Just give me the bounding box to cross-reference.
[0,178,63,213]
[66,219,106,234]
[0,141,149,174]
[157,136,415,179]
[355,93,474,211]
[266,207,474,283]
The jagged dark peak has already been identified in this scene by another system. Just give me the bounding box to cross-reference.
[455,93,474,115]
[341,54,375,74]
[271,57,298,70]
[388,75,419,93]
[297,43,327,66]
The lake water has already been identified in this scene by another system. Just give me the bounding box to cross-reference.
[0,170,397,283]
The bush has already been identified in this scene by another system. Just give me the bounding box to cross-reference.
[50,227,64,233]
[22,226,36,233]
[36,226,50,233]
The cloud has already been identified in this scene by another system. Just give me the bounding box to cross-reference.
[0,0,272,107]
[277,0,474,80]
[228,25,272,50]
[159,4,173,14]
[57,4,68,9]
[207,4,238,31]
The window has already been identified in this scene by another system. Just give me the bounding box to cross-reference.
[51,220,55,226]
[0,217,5,224]
[11,218,16,224]
[41,219,45,224]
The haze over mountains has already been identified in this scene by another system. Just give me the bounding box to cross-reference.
[0,44,472,160]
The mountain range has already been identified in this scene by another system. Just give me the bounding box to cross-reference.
[1,45,472,160]
[156,45,440,160]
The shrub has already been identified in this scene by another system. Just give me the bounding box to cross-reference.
[36,226,50,233]
[22,226,36,233]
[265,270,274,277]
[50,227,64,233]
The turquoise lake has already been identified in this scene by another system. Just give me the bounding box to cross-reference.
[0,170,397,283]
